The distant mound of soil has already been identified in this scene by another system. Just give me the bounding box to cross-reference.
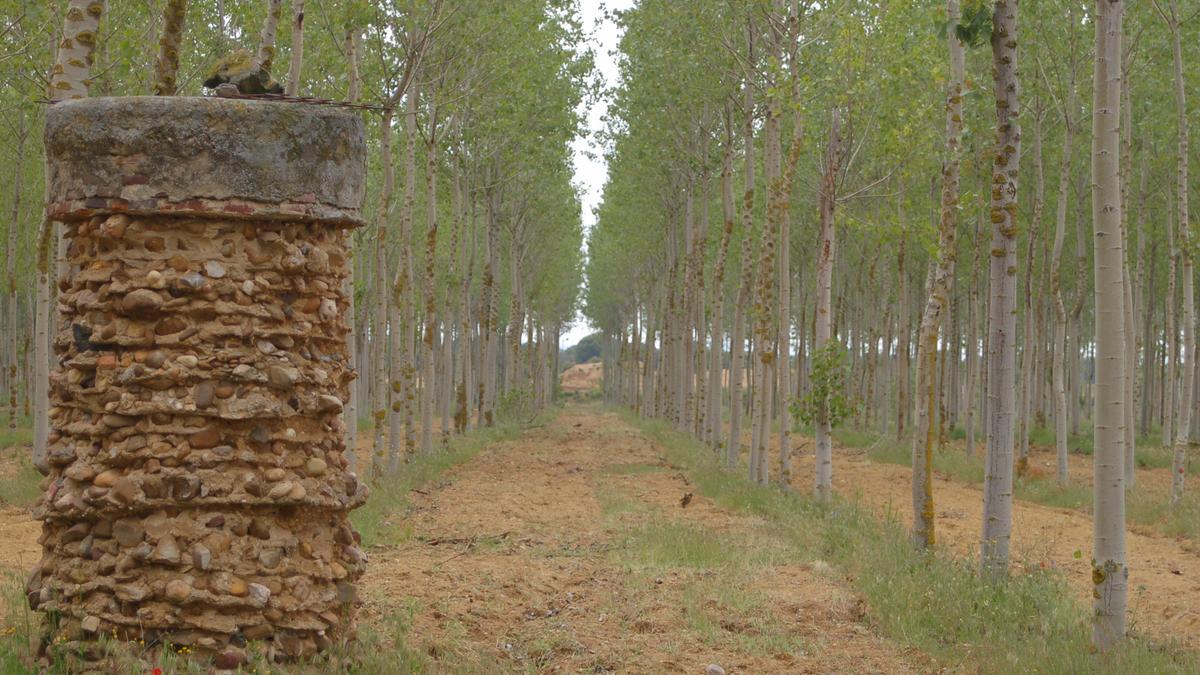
[560,362,603,393]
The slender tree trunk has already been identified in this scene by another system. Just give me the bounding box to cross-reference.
[38,0,106,470]
[1141,241,1157,436]
[1119,54,1137,489]
[257,0,284,73]
[346,29,360,103]
[1071,180,1089,437]
[6,113,25,435]
[48,0,104,101]
[896,214,910,441]
[965,167,987,458]
[443,162,464,444]
[1163,195,1177,448]
[343,28,361,468]
[152,0,187,96]
[482,187,501,427]
[727,30,755,469]
[708,111,736,453]
[1164,3,1194,503]
[1017,108,1044,476]
[776,40,804,489]
[285,0,304,95]
[813,109,842,502]
[981,0,1021,580]
[1050,22,1077,484]
[420,109,439,455]
[371,109,396,474]
[913,0,964,548]
[33,215,51,473]
[1091,0,1128,650]
[750,41,784,487]
[392,85,420,465]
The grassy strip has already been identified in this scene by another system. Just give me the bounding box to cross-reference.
[623,410,1197,674]
[843,429,1199,541]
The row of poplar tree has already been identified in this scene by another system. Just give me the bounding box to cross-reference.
[585,0,1194,651]
[0,1,587,474]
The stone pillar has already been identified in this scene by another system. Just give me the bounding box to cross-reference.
[31,97,368,667]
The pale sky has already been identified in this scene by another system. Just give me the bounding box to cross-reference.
[560,0,634,349]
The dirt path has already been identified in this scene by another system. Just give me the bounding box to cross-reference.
[360,407,924,673]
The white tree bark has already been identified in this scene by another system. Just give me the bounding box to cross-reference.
[1050,20,1078,485]
[257,0,284,73]
[370,109,396,474]
[343,28,361,468]
[285,0,304,95]
[980,0,1021,580]
[152,0,187,96]
[48,1,104,100]
[38,0,106,470]
[1091,0,1128,650]
[1161,1,1195,503]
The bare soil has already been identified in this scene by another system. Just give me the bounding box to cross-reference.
[560,362,603,394]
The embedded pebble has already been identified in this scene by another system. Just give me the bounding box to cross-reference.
[165,579,192,603]
[122,289,163,314]
[193,381,215,408]
[204,260,226,278]
[150,534,181,565]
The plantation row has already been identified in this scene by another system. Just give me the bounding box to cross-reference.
[585,0,1195,652]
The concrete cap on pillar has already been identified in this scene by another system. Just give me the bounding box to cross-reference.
[44,96,366,226]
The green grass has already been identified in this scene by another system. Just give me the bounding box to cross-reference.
[616,520,789,570]
[602,462,667,475]
[352,410,558,548]
[679,574,806,656]
[856,433,985,484]
[595,482,647,518]
[0,425,32,450]
[1135,444,1200,475]
[0,456,44,508]
[1014,476,1092,510]
[1128,490,1200,541]
[622,409,1198,674]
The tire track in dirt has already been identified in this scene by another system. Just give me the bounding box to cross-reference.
[361,407,926,673]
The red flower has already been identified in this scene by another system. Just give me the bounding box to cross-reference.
[152,668,162,675]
